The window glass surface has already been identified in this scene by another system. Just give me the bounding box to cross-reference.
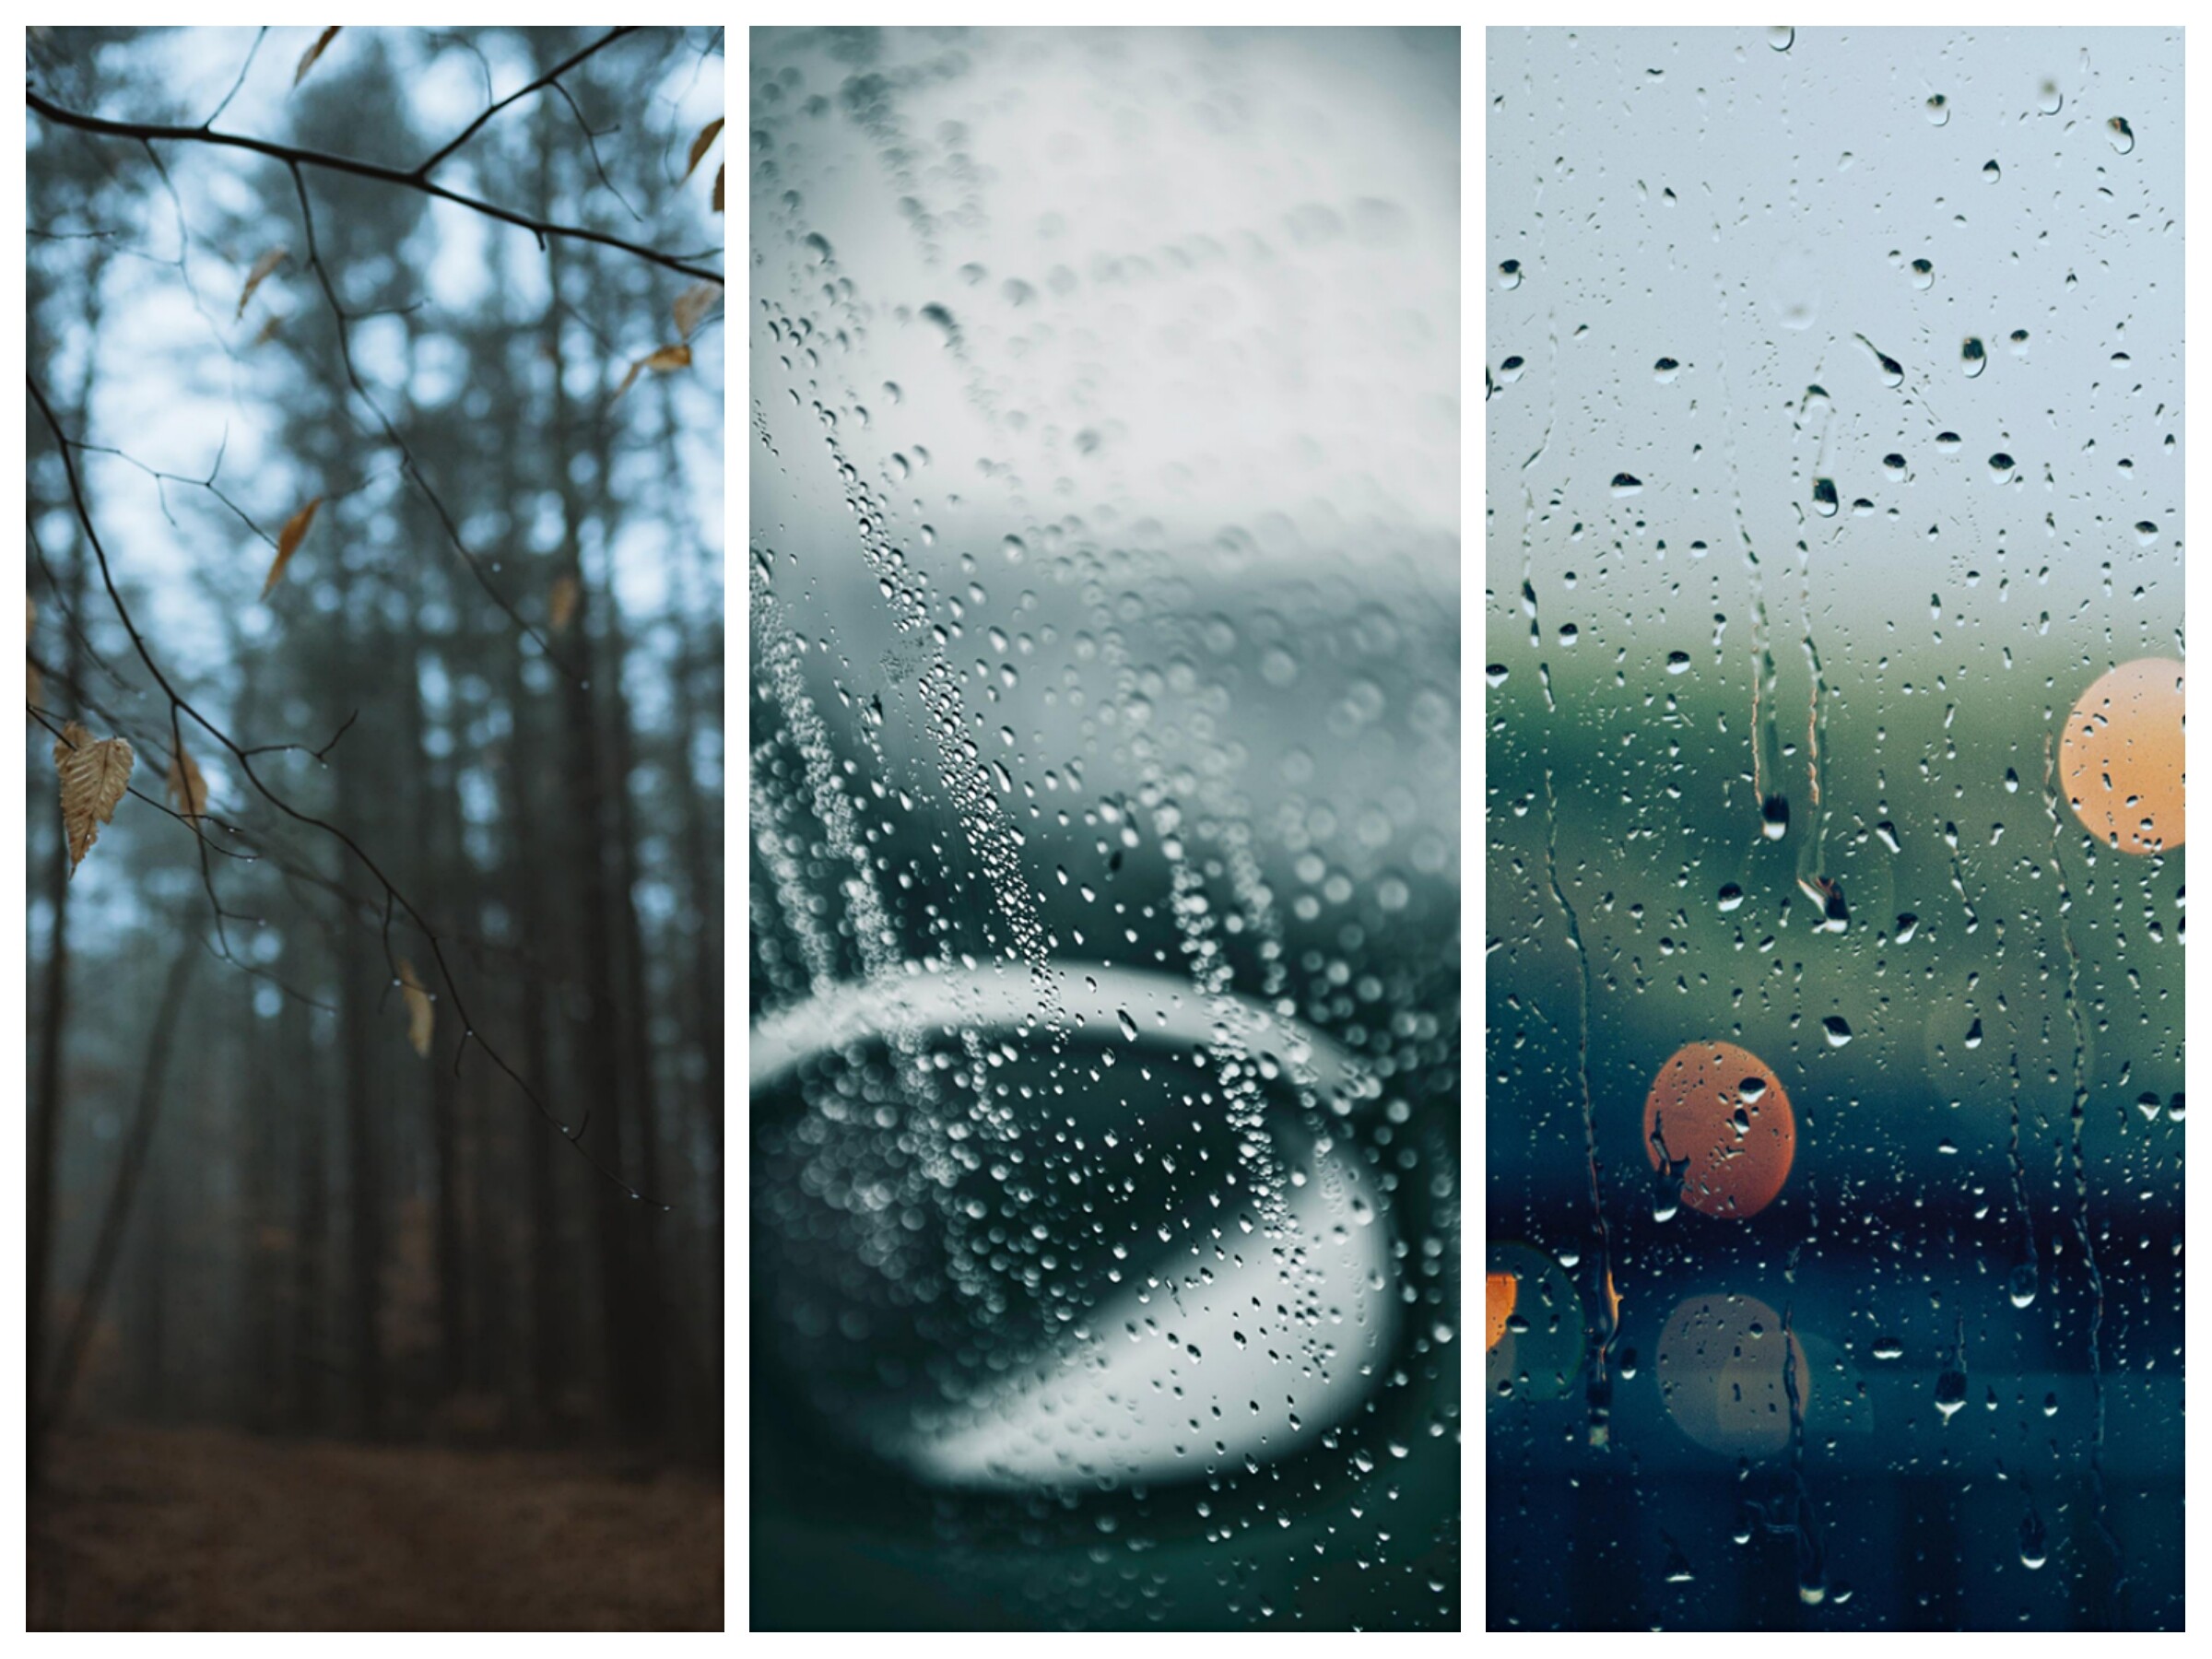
[751,26,1461,1630]
[1486,26,2182,1631]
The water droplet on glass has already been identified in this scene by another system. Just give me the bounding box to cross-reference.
[1935,1367,1968,1421]
[2019,1508,2049,1570]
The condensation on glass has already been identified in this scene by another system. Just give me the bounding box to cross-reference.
[1487,27,2182,1630]
[750,27,1461,1630]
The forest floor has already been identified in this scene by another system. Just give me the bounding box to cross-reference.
[28,1422,723,1630]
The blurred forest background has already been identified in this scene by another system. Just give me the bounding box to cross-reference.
[26,26,724,1630]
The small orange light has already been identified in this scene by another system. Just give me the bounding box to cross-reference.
[1486,1273,1517,1350]
[2062,657,2184,853]
[1643,1041,1796,1219]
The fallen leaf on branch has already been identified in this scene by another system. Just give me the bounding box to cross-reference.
[295,28,340,88]
[398,957,434,1057]
[167,734,209,824]
[684,116,723,182]
[238,246,289,318]
[53,721,134,876]
[549,572,580,631]
[263,497,323,598]
[673,281,720,339]
[613,343,690,400]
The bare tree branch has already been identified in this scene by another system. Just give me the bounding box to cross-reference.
[28,88,724,286]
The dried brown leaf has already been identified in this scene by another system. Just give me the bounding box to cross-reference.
[295,27,341,88]
[672,280,720,340]
[263,497,323,599]
[683,116,724,182]
[613,342,691,401]
[167,734,210,824]
[237,246,289,319]
[549,572,581,631]
[398,957,434,1057]
[712,162,724,214]
[254,312,285,346]
[53,721,134,876]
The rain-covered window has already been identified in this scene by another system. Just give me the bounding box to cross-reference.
[1487,28,2181,1630]
[749,26,1461,1630]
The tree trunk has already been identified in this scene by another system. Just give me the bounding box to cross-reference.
[39,947,195,1439]
[540,127,659,1442]
[28,313,100,1483]
[331,583,385,1440]
[288,987,327,1430]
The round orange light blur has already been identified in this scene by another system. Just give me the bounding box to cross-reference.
[1486,1273,1517,1351]
[1643,1041,1795,1219]
[2062,657,2184,854]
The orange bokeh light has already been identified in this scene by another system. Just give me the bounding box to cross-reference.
[1486,1273,1517,1350]
[1643,1041,1795,1219]
[2062,657,2184,854]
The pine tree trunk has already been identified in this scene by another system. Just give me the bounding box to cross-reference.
[331,593,385,1440]
[538,134,652,1440]
[288,987,327,1430]
[28,326,100,1483]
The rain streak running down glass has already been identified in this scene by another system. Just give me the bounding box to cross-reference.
[1486,29,2181,1630]
[749,28,1461,1631]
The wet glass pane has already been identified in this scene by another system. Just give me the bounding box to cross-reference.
[749,27,1462,1630]
[1486,27,2183,1630]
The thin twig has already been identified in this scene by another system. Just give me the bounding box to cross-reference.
[200,27,268,129]
[413,27,637,177]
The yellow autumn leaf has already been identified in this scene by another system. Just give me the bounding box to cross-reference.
[263,497,323,599]
[398,957,434,1057]
[53,721,134,876]
[712,162,724,214]
[295,27,340,88]
[673,280,720,340]
[684,116,723,182]
[614,342,690,401]
[237,246,288,319]
[166,734,209,824]
[549,572,580,631]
